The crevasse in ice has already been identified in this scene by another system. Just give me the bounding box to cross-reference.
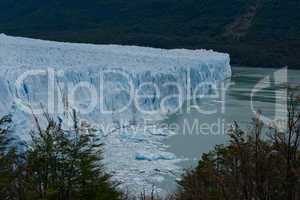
[0,34,231,117]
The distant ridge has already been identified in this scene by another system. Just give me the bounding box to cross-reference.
[0,0,299,68]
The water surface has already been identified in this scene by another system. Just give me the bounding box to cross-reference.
[164,66,300,165]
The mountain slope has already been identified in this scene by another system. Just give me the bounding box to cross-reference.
[0,0,299,68]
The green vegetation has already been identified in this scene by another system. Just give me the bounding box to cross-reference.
[0,0,299,68]
[0,111,120,200]
[0,88,300,199]
[1,97,299,199]
[175,94,300,200]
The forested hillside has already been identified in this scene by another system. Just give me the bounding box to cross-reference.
[0,0,299,68]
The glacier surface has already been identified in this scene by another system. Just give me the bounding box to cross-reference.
[0,34,231,195]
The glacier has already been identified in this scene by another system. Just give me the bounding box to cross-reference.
[0,34,231,195]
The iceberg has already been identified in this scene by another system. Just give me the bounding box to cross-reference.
[135,152,176,161]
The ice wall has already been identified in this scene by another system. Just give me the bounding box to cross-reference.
[0,34,231,121]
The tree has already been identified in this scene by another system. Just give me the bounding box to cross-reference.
[0,115,26,200]
[24,110,120,200]
[175,94,300,200]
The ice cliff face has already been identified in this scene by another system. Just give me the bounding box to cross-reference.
[0,34,231,118]
[0,34,231,195]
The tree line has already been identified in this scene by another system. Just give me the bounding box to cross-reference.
[175,94,300,200]
[0,110,120,200]
[0,94,299,200]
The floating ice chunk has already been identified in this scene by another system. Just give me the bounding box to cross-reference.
[135,152,176,161]
[148,128,176,137]
[120,131,146,142]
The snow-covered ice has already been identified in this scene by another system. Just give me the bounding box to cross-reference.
[0,34,231,195]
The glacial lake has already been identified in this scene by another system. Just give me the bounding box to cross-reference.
[164,66,300,167]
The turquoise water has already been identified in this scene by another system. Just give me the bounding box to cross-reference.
[164,66,300,165]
